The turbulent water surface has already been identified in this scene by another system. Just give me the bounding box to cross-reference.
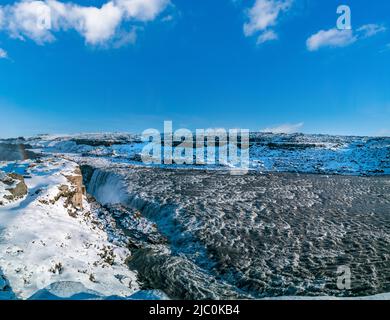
[83,165,390,299]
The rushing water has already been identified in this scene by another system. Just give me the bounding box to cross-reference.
[83,166,390,299]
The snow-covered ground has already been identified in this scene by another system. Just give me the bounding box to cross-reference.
[0,157,139,299]
[0,132,389,300]
[7,132,388,176]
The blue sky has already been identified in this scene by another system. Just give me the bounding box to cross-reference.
[0,0,389,138]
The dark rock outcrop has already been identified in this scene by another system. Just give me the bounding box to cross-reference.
[0,173,28,204]
[0,143,40,161]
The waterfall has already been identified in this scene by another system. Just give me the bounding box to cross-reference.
[79,166,251,299]
[87,169,127,205]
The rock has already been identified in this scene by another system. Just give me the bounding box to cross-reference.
[53,167,86,213]
[0,143,40,161]
[65,168,86,209]
[129,153,143,162]
[73,139,124,147]
[80,165,95,186]
[0,173,28,204]
[6,173,28,198]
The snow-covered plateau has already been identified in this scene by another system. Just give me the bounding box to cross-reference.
[0,132,389,300]
[15,132,388,176]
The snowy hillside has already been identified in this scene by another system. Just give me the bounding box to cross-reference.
[0,157,139,299]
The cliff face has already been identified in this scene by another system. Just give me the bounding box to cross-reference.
[54,167,86,215]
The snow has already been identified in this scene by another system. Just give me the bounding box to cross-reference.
[18,132,389,176]
[28,281,169,300]
[0,132,389,300]
[0,173,12,205]
[0,157,139,300]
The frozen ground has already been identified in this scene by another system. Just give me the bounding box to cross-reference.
[0,157,140,299]
[0,132,389,300]
[7,132,388,176]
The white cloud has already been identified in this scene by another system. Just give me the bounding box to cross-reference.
[112,27,139,48]
[307,23,387,51]
[6,0,55,43]
[357,24,386,38]
[0,48,8,59]
[243,0,292,45]
[261,122,304,134]
[0,0,170,46]
[115,0,170,21]
[69,2,124,44]
[306,28,356,51]
[256,29,278,44]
